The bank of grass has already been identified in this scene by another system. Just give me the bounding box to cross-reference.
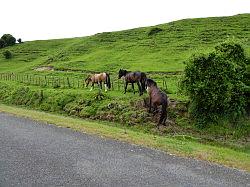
[0,80,248,147]
[0,103,249,172]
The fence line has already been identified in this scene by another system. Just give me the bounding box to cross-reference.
[0,72,169,91]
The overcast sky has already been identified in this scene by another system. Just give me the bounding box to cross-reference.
[1,0,249,41]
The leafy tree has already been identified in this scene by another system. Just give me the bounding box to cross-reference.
[3,50,12,59]
[17,38,22,43]
[0,39,6,48]
[1,34,16,46]
[180,41,247,127]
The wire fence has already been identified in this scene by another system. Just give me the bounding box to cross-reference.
[0,72,168,91]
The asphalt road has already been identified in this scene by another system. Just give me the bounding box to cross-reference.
[0,112,249,186]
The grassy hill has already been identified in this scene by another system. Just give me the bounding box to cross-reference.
[0,14,249,75]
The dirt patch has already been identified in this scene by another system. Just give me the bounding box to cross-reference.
[34,66,54,71]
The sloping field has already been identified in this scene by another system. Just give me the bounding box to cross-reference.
[0,14,249,74]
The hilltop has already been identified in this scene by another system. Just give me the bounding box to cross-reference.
[0,14,249,74]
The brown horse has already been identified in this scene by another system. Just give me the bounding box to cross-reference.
[85,72,111,91]
[146,78,168,127]
[118,69,147,96]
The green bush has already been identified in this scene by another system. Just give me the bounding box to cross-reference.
[3,50,12,59]
[181,41,247,127]
[148,27,163,36]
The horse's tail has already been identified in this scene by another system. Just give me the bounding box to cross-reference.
[106,73,111,89]
[140,72,147,92]
[159,100,168,126]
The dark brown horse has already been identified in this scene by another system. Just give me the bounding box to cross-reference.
[85,72,111,92]
[146,78,168,127]
[118,69,147,96]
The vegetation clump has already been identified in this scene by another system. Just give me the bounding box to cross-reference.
[181,41,248,127]
[148,27,163,36]
[3,50,13,59]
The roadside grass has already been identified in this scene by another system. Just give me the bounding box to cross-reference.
[0,103,249,172]
[0,80,248,147]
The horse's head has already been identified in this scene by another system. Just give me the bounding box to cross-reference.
[145,78,157,91]
[118,69,126,79]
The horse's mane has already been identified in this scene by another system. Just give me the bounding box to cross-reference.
[147,78,157,87]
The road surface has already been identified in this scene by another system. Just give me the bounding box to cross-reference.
[0,112,249,186]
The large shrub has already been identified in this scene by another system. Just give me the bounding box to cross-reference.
[181,41,247,127]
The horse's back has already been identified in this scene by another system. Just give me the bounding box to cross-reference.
[125,72,141,81]
[151,88,168,105]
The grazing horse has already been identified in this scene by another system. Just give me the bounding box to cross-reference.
[118,69,147,96]
[146,78,168,127]
[85,72,111,91]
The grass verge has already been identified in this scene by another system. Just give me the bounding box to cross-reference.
[0,103,249,172]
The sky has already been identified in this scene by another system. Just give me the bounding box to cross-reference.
[1,0,249,41]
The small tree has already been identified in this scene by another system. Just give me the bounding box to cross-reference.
[3,50,12,59]
[180,41,247,127]
[17,38,22,43]
[1,34,16,46]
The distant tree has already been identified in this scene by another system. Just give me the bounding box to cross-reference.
[17,38,22,43]
[1,34,16,46]
[3,50,12,59]
[0,39,6,48]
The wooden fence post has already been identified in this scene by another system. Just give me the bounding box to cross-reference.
[67,77,70,88]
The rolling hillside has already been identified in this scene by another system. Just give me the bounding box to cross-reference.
[0,14,249,74]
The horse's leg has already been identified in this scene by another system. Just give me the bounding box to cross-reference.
[163,105,168,125]
[152,105,158,115]
[148,97,152,113]
[131,83,135,94]
[124,82,128,94]
[104,83,108,92]
[137,82,142,96]
[100,81,102,89]
[140,80,144,92]
[90,83,94,91]
[159,103,167,125]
